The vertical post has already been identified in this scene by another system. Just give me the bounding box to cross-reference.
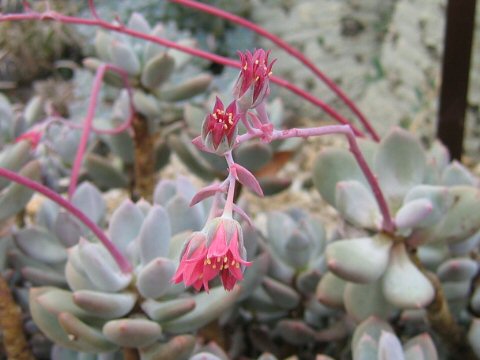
[437,0,477,160]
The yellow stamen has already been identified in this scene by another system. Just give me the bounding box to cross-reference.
[231,260,235,266]
[243,64,247,70]
[212,265,216,269]
[236,263,240,268]
[255,60,259,65]
[224,256,228,263]
[224,264,229,269]
[217,257,221,262]
[255,76,260,81]
[268,71,273,76]
[206,259,211,265]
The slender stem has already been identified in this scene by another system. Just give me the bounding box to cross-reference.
[67,63,132,199]
[223,152,236,218]
[0,167,132,273]
[168,0,379,141]
[236,125,394,232]
[0,274,35,360]
[131,112,155,200]
[0,10,364,137]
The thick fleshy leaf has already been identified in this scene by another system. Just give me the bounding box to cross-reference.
[238,252,269,301]
[73,290,136,319]
[163,287,241,333]
[382,243,434,309]
[54,211,83,248]
[57,312,116,352]
[85,154,129,189]
[0,140,31,190]
[157,74,213,102]
[374,128,426,208]
[231,163,263,196]
[316,272,346,308]
[137,257,176,299]
[71,182,105,225]
[127,12,151,34]
[14,226,66,264]
[166,196,205,234]
[0,160,41,221]
[109,199,144,256]
[138,205,171,265]
[353,334,378,360]
[94,31,112,62]
[395,199,433,230]
[141,52,175,90]
[441,161,477,187]
[352,317,394,352]
[78,240,132,292]
[102,318,162,348]
[273,320,317,346]
[344,281,393,322]
[378,331,405,360]
[141,298,196,322]
[313,148,366,206]
[22,267,66,287]
[109,41,141,75]
[235,141,273,172]
[437,258,478,282]
[266,211,296,262]
[140,335,195,360]
[326,235,392,283]
[262,277,300,310]
[404,333,438,360]
[335,180,381,230]
[468,318,480,358]
[168,39,196,69]
[258,177,292,196]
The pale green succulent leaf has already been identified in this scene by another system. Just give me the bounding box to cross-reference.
[404,333,439,360]
[141,298,196,323]
[382,243,434,309]
[326,235,392,283]
[141,52,175,90]
[14,226,66,264]
[344,281,394,322]
[102,318,162,348]
[73,290,136,319]
[137,257,176,299]
[140,335,195,360]
[378,331,405,360]
[262,276,300,310]
[157,74,212,102]
[108,41,141,76]
[316,272,346,308]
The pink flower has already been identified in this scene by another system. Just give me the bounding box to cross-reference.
[233,49,275,110]
[172,217,251,292]
[201,97,240,154]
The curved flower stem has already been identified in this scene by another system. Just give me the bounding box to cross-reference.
[236,125,395,232]
[223,152,236,218]
[0,274,34,360]
[0,167,132,273]
[169,0,380,141]
[67,63,132,200]
[0,8,364,137]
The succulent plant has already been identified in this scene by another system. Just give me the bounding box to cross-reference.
[313,128,480,322]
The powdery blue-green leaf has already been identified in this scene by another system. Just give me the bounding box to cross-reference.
[374,128,426,209]
[273,320,317,346]
[14,226,66,264]
[266,211,296,261]
[403,333,438,360]
[235,141,273,173]
[378,331,405,360]
[109,199,144,256]
[262,277,300,310]
[316,272,346,308]
[54,211,83,248]
[108,40,141,76]
[78,240,132,292]
[133,90,161,119]
[335,180,381,230]
[138,205,171,265]
[141,298,196,322]
[166,196,204,235]
[0,160,41,222]
[0,140,31,190]
[395,199,433,231]
[57,312,117,353]
[469,319,480,359]
[382,243,434,309]
[157,74,212,102]
[168,39,196,69]
[403,185,452,229]
[127,12,151,34]
[137,257,176,299]
[94,31,112,62]
[437,258,478,282]
[143,25,166,63]
[441,161,478,187]
[352,317,394,353]
[326,235,392,283]
[102,318,162,348]
[344,281,394,322]
[140,335,195,360]
[141,52,175,90]
[71,182,105,225]
[353,334,378,360]
[73,290,136,319]
[22,267,66,288]
[163,287,241,333]
[85,154,129,189]
[313,148,366,206]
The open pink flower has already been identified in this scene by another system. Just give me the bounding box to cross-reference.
[201,97,240,154]
[172,217,251,292]
[233,49,275,110]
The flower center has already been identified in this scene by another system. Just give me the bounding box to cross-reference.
[212,109,235,131]
[203,254,240,271]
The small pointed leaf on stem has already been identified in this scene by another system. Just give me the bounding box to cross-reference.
[230,163,263,196]
[190,183,226,206]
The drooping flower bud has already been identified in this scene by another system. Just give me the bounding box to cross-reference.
[233,49,275,111]
[172,217,251,292]
[201,97,240,154]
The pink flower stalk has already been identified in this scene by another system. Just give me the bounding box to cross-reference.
[201,97,240,154]
[234,49,275,111]
[172,217,251,292]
